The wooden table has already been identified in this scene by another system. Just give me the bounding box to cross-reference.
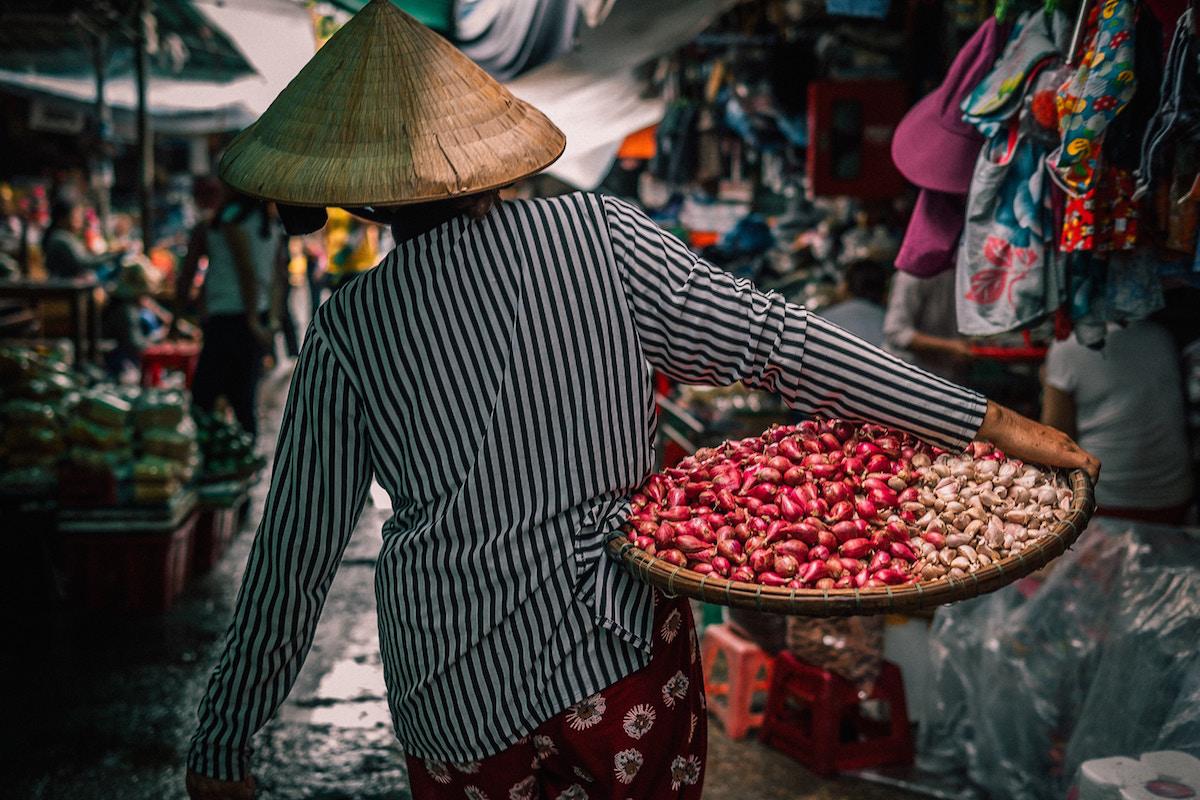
[0,276,101,368]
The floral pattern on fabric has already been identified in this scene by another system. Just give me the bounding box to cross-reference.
[508,777,536,800]
[565,694,606,731]
[531,735,558,768]
[426,759,453,785]
[670,755,703,790]
[662,671,690,709]
[961,11,1062,138]
[1050,0,1137,196]
[661,609,682,643]
[613,748,644,784]
[404,593,705,800]
[622,704,656,739]
[957,119,1066,335]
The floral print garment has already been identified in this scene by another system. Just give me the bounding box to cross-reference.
[404,592,706,799]
[1050,0,1137,196]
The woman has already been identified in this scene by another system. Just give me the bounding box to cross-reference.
[42,198,123,280]
[1042,320,1192,524]
[882,268,975,382]
[177,187,286,441]
[186,4,1098,799]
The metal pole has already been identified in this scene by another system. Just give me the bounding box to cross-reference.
[1066,0,1092,66]
[135,0,154,256]
[91,29,113,238]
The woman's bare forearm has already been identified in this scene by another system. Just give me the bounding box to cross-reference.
[977,400,1099,480]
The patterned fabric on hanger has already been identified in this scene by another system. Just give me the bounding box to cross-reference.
[1050,0,1138,196]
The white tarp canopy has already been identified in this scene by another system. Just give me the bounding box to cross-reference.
[507,0,740,189]
[0,0,314,137]
[0,0,738,183]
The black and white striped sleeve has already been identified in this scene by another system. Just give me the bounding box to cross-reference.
[187,327,373,781]
[602,195,987,452]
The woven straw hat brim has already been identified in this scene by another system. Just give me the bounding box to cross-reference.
[219,0,566,207]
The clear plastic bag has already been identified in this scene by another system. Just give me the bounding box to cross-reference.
[918,519,1200,799]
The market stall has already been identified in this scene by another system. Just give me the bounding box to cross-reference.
[0,343,262,612]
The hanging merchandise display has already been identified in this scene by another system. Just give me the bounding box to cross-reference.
[892,16,1011,276]
[895,189,969,277]
[454,0,580,81]
[894,17,1011,196]
[960,10,1067,139]
[1049,0,1139,197]
[1133,7,1199,199]
[956,113,1066,335]
[1059,166,1139,252]
[954,13,1068,336]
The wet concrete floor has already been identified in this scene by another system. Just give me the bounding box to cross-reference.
[6,363,923,800]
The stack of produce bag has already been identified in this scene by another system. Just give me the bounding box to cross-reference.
[132,390,199,506]
[62,389,134,506]
[0,346,81,497]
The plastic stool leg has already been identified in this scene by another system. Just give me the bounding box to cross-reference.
[723,653,754,739]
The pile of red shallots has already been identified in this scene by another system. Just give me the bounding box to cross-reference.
[624,418,1073,590]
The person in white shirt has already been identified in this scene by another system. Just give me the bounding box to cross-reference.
[1042,320,1193,524]
[179,189,286,441]
[883,269,974,382]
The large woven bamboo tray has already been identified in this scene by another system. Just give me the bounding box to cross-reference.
[607,470,1095,617]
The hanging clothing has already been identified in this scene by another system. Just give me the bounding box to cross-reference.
[204,203,282,317]
[895,189,968,277]
[1132,7,1200,199]
[189,193,987,781]
[956,119,1064,335]
[960,10,1064,140]
[404,592,706,800]
[1059,166,1139,251]
[1049,0,1138,196]
[454,0,579,81]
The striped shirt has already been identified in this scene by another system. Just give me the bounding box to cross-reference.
[189,193,986,780]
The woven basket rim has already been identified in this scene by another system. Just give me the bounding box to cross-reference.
[608,469,1096,616]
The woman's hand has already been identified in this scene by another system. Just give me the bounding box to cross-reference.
[977,400,1100,482]
[186,769,255,800]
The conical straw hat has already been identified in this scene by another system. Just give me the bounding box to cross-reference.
[219,0,565,207]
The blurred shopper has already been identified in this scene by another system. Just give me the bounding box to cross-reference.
[820,259,889,345]
[1042,321,1193,524]
[177,188,286,441]
[185,5,1098,800]
[0,184,29,276]
[42,198,123,281]
[102,261,166,379]
[883,269,973,381]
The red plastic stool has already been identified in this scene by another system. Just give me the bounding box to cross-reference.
[760,650,913,776]
[701,623,775,740]
[141,341,201,389]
